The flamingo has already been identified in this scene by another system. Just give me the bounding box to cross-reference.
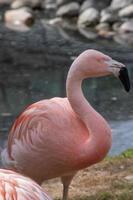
[1,50,130,200]
[0,168,52,199]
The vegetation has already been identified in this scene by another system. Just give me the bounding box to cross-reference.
[43,149,133,200]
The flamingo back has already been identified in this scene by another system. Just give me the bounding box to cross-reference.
[0,169,52,200]
[1,97,89,183]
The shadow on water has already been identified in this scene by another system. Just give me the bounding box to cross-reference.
[0,17,133,155]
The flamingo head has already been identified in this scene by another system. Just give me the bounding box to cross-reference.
[78,49,130,92]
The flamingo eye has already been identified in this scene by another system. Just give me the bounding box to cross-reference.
[103,57,112,64]
[97,57,109,63]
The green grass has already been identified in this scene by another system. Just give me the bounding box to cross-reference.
[121,149,133,158]
[71,189,133,200]
[75,149,133,200]
[117,191,133,200]
[106,148,133,161]
[51,149,133,200]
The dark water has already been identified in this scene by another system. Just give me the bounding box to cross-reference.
[0,19,133,156]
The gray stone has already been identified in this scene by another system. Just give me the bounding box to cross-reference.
[80,0,95,12]
[124,175,133,181]
[98,30,115,39]
[118,5,133,18]
[56,2,80,17]
[96,23,114,40]
[4,7,34,32]
[119,19,133,33]
[114,32,133,45]
[96,21,115,38]
[78,27,98,40]
[11,0,42,9]
[112,22,122,31]
[78,7,99,27]
[0,0,11,4]
[95,22,110,32]
[57,0,82,7]
[111,0,133,11]
[100,7,118,23]
[42,0,56,9]
[47,17,77,30]
[80,0,111,13]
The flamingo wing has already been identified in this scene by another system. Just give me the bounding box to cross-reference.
[2,97,88,182]
[0,169,52,200]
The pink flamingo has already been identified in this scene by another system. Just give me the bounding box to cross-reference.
[0,168,52,200]
[1,50,130,200]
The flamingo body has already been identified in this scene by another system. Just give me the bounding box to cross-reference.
[1,49,130,200]
[0,169,52,200]
[2,97,111,183]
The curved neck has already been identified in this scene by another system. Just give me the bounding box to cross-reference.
[66,64,102,134]
[66,62,112,167]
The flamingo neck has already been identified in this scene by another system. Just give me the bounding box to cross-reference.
[66,63,102,134]
[66,63,112,167]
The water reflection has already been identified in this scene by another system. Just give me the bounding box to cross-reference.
[0,23,133,156]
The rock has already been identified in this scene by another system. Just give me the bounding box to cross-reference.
[96,22,114,39]
[78,27,98,40]
[112,22,122,31]
[80,0,95,12]
[78,7,99,27]
[4,7,34,32]
[97,0,112,10]
[56,2,80,17]
[47,17,63,26]
[0,0,11,4]
[119,19,133,33]
[124,175,133,182]
[42,0,56,9]
[100,7,118,23]
[98,30,115,39]
[114,32,133,45]
[57,0,82,7]
[80,0,111,13]
[11,0,42,9]
[60,18,77,30]
[95,22,110,32]
[118,5,133,18]
[114,20,133,45]
[110,0,133,11]
[45,17,77,30]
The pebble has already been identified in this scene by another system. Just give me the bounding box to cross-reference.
[114,32,133,45]
[57,0,82,7]
[43,0,56,9]
[119,19,133,33]
[111,0,133,10]
[78,7,99,27]
[56,2,80,17]
[98,30,115,39]
[112,22,122,31]
[100,8,118,23]
[124,175,133,182]
[78,27,98,40]
[95,22,110,32]
[4,7,34,32]
[118,5,133,18]
[11,0,42,9]
[0,0,11,4]
[80,0,95,13]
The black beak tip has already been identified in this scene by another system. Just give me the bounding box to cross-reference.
[119,67,130,92]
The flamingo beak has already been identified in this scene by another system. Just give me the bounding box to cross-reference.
[106,59,131,92]
[119,67,130,92]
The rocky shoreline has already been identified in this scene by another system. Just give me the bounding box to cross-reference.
[0,0,133,45]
